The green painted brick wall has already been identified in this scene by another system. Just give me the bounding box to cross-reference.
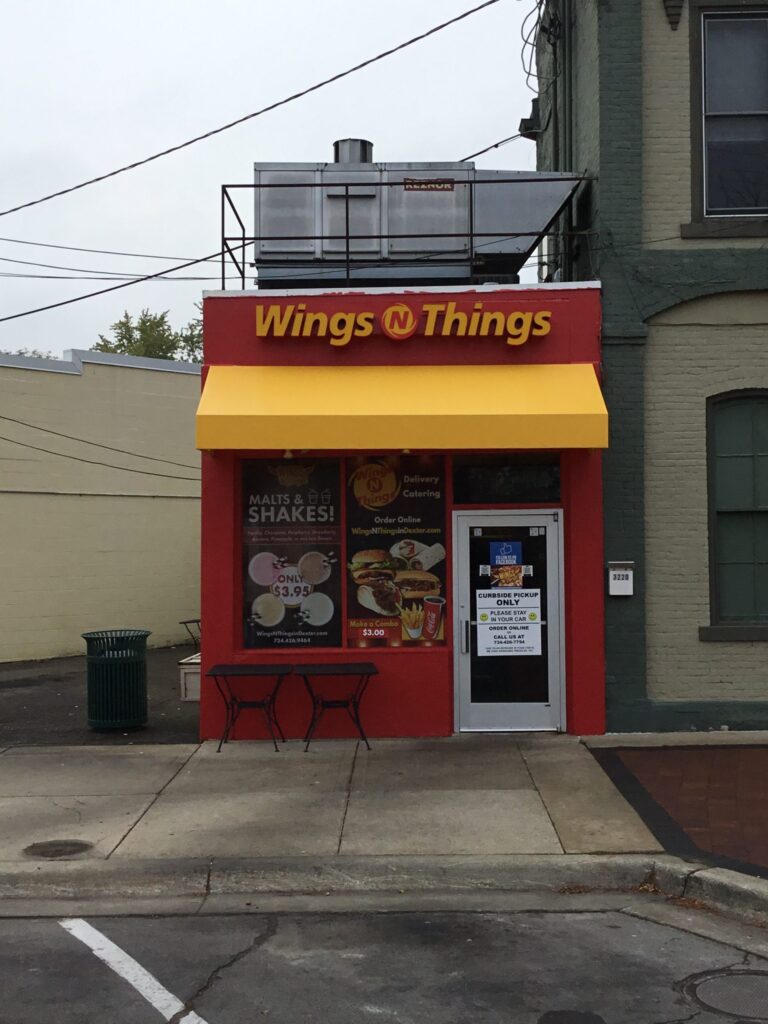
[536,0,768,730]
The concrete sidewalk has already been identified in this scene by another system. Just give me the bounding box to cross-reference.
[0,735,660,864]
[7,734,768,928]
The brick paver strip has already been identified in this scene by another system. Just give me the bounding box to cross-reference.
[617,747,768,872]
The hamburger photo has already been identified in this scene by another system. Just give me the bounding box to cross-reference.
[348,549,395,584]
[393,569,441,600]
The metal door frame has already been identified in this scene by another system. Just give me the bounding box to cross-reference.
[452,509,566,733]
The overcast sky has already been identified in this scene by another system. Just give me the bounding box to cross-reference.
[1,0,538,357]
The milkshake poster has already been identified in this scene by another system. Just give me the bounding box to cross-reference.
[242,460,342,648]
[346,455,446,647]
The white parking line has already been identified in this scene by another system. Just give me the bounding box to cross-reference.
[60,918,209,1024]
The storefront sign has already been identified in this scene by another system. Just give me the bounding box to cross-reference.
[242,460,342,648]
[346,455,446,647]
[255,299,552,348]
[476,589,541,656]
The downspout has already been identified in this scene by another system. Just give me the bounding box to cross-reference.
[562,0,575,276]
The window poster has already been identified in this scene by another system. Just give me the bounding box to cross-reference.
[346,455,446,647]
[242,460,341,648]
[476,589,542,657]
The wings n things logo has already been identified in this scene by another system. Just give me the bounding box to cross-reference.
[254,300,552,347]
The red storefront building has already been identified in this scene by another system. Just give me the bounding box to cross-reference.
[196,282,608,740]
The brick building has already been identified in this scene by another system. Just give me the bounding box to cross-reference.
[531,0,768,729]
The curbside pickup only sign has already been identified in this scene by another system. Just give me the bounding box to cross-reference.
[476,589,542,657]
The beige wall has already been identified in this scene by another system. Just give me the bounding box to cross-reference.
[641,3,763,251]
[645,292,768,701]
[0,352,200,662]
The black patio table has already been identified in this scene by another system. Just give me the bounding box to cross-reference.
[207,663,292,752]
[293,662,378,751]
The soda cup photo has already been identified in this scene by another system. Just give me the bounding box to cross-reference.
[421,596,446,640]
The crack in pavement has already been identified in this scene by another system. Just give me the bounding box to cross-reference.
[680,868,707,899]
[50,798,84,824]
[650,1012,703,1024]
[167,914,279,1023]
[336,741,359,855]
[106,743,201,859]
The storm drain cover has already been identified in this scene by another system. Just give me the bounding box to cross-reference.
[682,970,768,1020]
[23,840,93,859]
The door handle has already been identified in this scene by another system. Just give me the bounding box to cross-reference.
[461,620,470,654]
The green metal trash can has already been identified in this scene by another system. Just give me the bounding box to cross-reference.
[82,629,151,729]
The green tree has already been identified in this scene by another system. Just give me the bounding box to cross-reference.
[176,305,203,364]
[0,347,54,358]
[93,306,202,363]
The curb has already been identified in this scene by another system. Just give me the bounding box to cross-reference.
[0,854,660,901]
[1,853,767,925]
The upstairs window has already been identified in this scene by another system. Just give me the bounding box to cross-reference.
[702,13,768,216]
[708,394,768,622]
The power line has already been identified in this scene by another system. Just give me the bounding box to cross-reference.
[4,219,710,324]
[460,133,524,161]
[0,413,200,470]
[0,136,525,270]
[0,247,241,280]
[0,433,200,481]
[0,253,198,277]
[0,272,224,281]
[0,0,501,220]
[0,234,219,263]
[5,194,608,318]
[0,249,224,323]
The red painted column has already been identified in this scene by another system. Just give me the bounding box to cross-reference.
[200,450,238,740]
[562,449,606,734]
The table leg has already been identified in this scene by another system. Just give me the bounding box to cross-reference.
[351,673,372,749]
[349,700,371,750]
[263,705,281,753]
[304,700,324,752]
[270,677,286,744]
[215,676,233,753]
[301,675,319,751]
[226,701,242,745]
[269,701,286,744]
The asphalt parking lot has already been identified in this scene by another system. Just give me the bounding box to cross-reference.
[3,907,768,1023]
[0,645,199,746]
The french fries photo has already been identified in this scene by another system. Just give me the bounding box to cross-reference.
[400,603,425,639]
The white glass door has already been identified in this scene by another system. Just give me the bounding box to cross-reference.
[453,511,564,731]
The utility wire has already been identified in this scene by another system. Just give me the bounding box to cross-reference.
[0,249,224,323]
[0,217,577,282]
[0,253,201,277]
[460,133,524,161]
[0,0,501,219]
[3,186,605,318]
[0,413,200,470]
[2,221,708,319]
[0,234,219,263]
[0,433,200,481]
[0,272,228,281]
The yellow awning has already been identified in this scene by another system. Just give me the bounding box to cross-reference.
[196,363,608,451]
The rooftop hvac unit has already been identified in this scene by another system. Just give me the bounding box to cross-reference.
[247,140,580,288]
